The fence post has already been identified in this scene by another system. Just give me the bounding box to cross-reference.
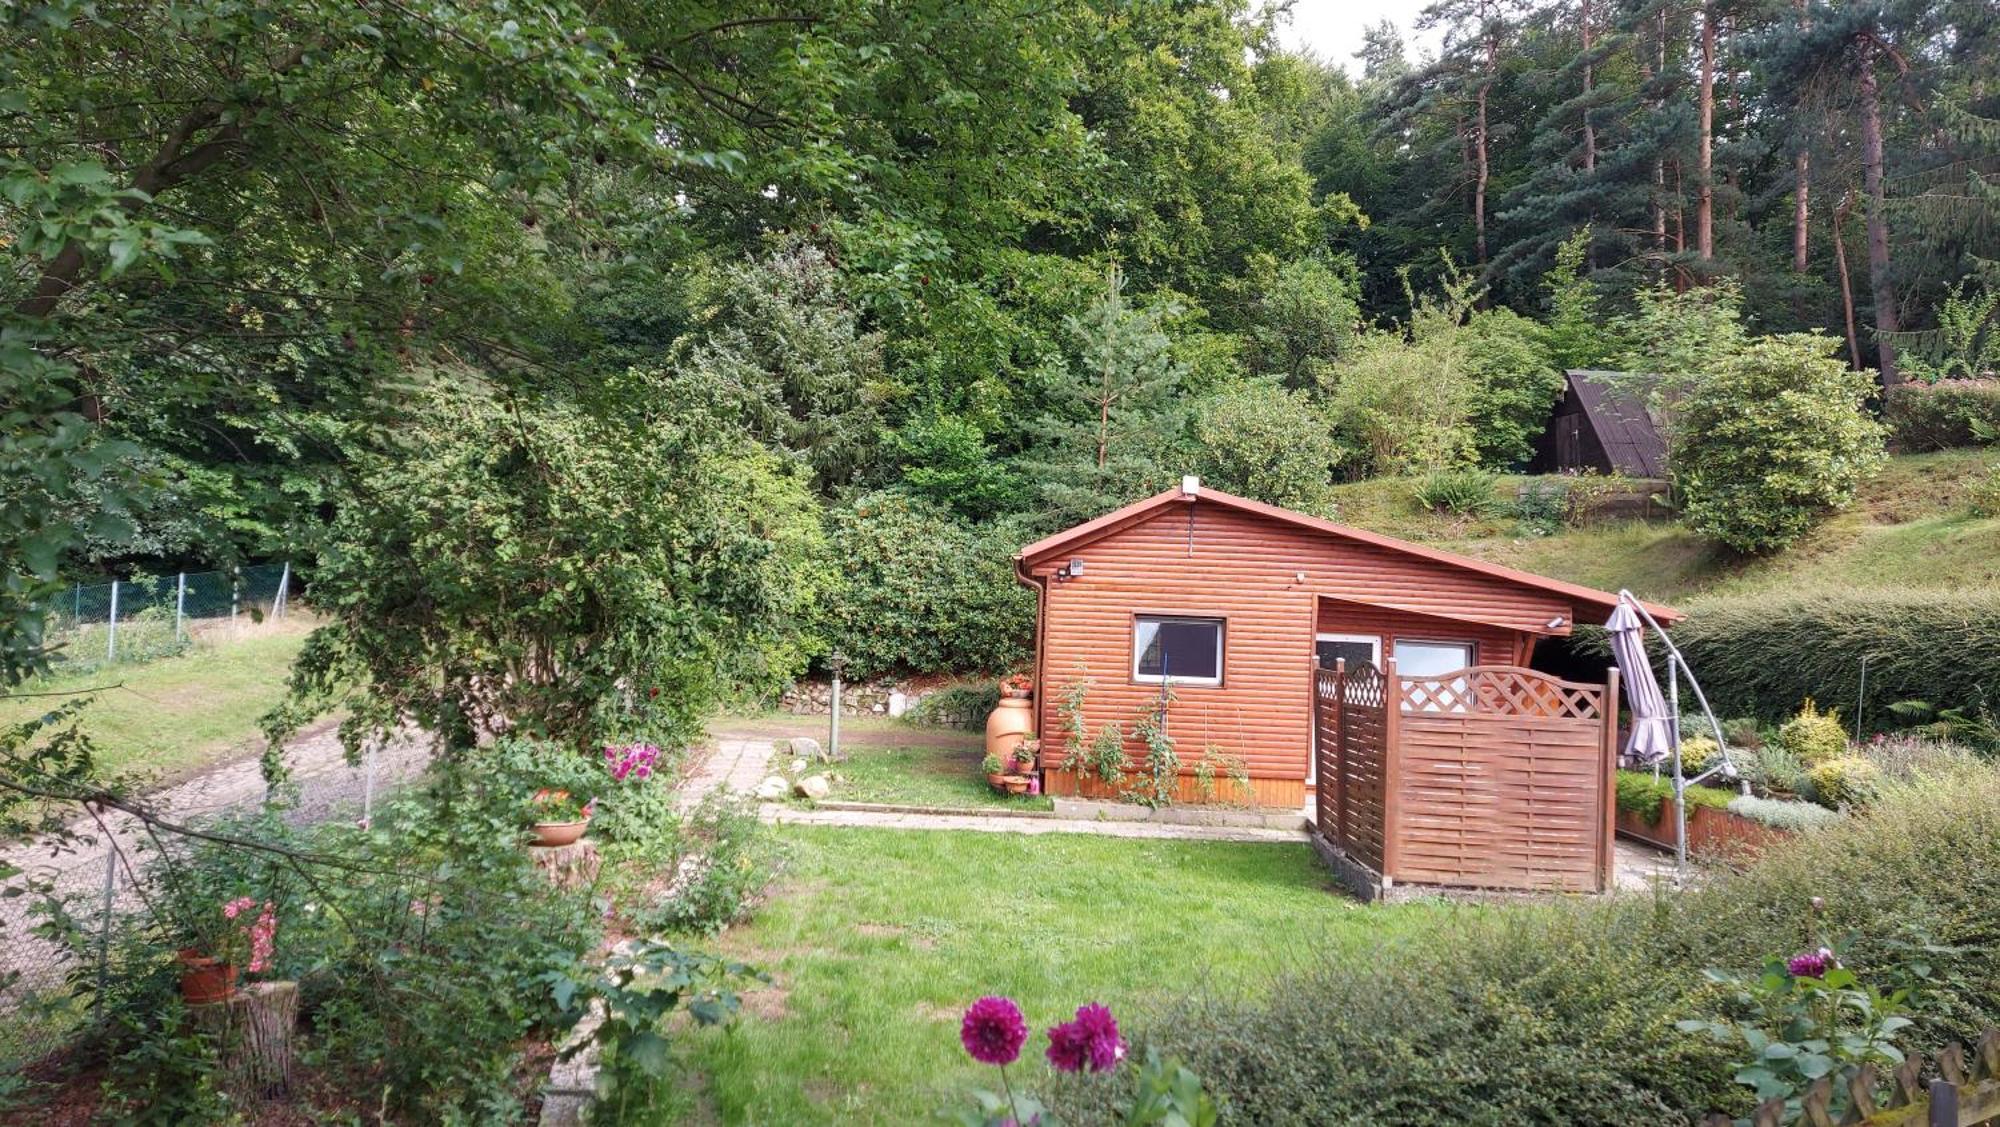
[96,844,118,1020]
[274,561,291,619]
[174,572,187,641]
[106,579,120,662]
[362,742,377,830]
[1601,668,1622,893]
[230,567,240,628]
[1928,1077,1958,1127]
[1379,656,1402,884]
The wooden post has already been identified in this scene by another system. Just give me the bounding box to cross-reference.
[1929,1078,1958,1127]
[1380,656,1402,883]
[1600,668,1621,892]
[1333,659,1347,851]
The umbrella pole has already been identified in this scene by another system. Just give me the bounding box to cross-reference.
[1670,660,1687,875]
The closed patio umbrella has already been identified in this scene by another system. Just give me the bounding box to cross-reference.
[1605,600,1672,765]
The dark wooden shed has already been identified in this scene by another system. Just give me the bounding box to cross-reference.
[1532,370,1668,478]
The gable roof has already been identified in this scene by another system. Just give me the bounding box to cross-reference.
[1566,370,1668,479]
[1016,485,1682,624]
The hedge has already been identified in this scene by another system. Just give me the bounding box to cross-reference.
[1048,764,2000,1125]
[1580,589,2000,731]
[1881,379,2000,451]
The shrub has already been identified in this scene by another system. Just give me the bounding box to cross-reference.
[1460,306,1565,468]
[1192,381,1346,515]
[630,792,778,937]
[1881,379,2000,451]
[1807,755,1885,809]
[1968,461,2000,518]
[813,493,1035,679]
[477,736,682,845]
[1739,743,1808,798]
[1678,736,1722,775]
[903,680,1002,731]
[1325,331,1475,475]
[1672,334,1886,552]
[1410,468,1500,517]
[1778,699,1850,765]
[1658,591,2000,733]
[1725,794,1842,832]
[1859,734,1978,779]
[1616,769,1732,823]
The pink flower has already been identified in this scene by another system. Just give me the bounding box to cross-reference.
[960,996,1028,1066]
[1788,947,1837,979]
[1045,1002,1125,1073]
[245,903,278,973]
[222,896,255,920]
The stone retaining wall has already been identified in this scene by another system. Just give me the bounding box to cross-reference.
[777,679,992,729]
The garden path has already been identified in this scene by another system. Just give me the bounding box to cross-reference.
[677,736,778,806]
[762,804,1311,843]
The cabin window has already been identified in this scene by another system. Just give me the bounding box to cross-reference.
[1394,639,1476,713]
[1133,616,1224,686]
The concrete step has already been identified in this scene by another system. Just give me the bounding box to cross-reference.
[1049,798,1311,832]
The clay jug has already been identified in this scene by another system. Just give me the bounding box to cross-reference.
[985,697,1035,762]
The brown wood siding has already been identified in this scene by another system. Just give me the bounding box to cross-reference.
[1032,501,1574,789]
[1042,769,1304,809]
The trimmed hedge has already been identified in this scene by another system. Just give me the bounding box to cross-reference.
[1585,590,2000,731]
[1882,379,2000,451]
[1048,765,2000,1126]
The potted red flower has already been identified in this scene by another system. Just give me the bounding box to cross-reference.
[999,674,1032,701]
[526,788,595,847]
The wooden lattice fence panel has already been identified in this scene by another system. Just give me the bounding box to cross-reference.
[1333,662,1390,872]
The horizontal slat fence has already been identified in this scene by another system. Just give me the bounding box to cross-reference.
[1312,662,1618,894]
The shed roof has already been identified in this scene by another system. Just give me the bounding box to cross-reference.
[1016,484,1682,624]
[1566,370,1668,479]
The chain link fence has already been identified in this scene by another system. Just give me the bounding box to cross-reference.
[0,730,432,1071]
[43,563,293,672]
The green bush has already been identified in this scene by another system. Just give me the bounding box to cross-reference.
[1678,736,1722,775]
[1410,468,1500,517]
[630,792,778,936]
[1778,699,1850,766]
[1881,379,2000,451]
[1968,461,2000,518]
[902,679,1002,731]
[1807,755,1884,809]
[1670,333,1885,552]
[1615,769,1732,823]
[1725,794,1842,832]
[1739,743,1808,797]
[1657,591,2000,733]
[813,493,1035,679]
[1051,765,2000,1126]
[1192,381,1346,515]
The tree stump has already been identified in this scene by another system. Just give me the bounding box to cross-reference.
[191,980,298,1099]
[529,839,601,889]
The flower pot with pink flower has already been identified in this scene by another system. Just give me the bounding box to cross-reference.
[178,896,279,1005]
[526,788,595,846]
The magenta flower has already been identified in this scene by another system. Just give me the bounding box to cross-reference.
[1788,947,1837,979]
[1045,1002,1125,1073]
[960,996,1028,1066]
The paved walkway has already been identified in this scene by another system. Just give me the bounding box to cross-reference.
[763,804,1310,843]
[677,736,779,806]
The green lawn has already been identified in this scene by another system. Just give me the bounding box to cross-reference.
[828,743,1054,811]
[0,625,311,784]
[667,827,1449,1124]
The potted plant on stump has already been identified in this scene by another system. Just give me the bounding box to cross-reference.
[177,896,277,1006]
[526,788,595,846]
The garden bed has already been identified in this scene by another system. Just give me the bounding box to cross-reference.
[1615,800,1787,858]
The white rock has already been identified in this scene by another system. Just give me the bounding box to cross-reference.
[754,776,789,800]
[789,757,809,775]
[795,774,832,800]
[791,736,824,761]
[887,690,909,717]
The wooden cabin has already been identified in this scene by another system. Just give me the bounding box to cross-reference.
[1014,478,1682,894]
[1531,369,1668,478]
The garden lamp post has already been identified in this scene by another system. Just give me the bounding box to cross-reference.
[829,652,845,763]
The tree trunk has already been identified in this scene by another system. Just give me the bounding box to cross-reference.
[1696,4,1716,262]
[1856,32,1901,384]
[1791,0,1811,274]
[1833,189,1863,370]
[1581,0,1596,173]
[1474,62,1492,268]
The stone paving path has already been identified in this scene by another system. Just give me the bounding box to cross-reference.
[763,804,1311,844]
[676,736,779,806]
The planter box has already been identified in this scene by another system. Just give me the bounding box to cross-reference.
[1616,801,1787,859]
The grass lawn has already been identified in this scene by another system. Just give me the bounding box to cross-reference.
[0,623,311,784]
[828,743,1054,811]
[668,826,1449,1124]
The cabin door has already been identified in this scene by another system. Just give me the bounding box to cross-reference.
[1555,414,1584,470]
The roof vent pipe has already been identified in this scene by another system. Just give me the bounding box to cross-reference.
[1181,474,1200,498]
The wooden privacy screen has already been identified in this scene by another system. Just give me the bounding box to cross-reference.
[1315,661,1389,873]
[1313,663,1619,894]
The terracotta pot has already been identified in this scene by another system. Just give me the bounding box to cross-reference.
[1003,776,1032,795]
[177,949,238,1006]
[986,772,1011,792]
[1000,687,1032,700]
[531,818,590,847]
[985,697,1035,762]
